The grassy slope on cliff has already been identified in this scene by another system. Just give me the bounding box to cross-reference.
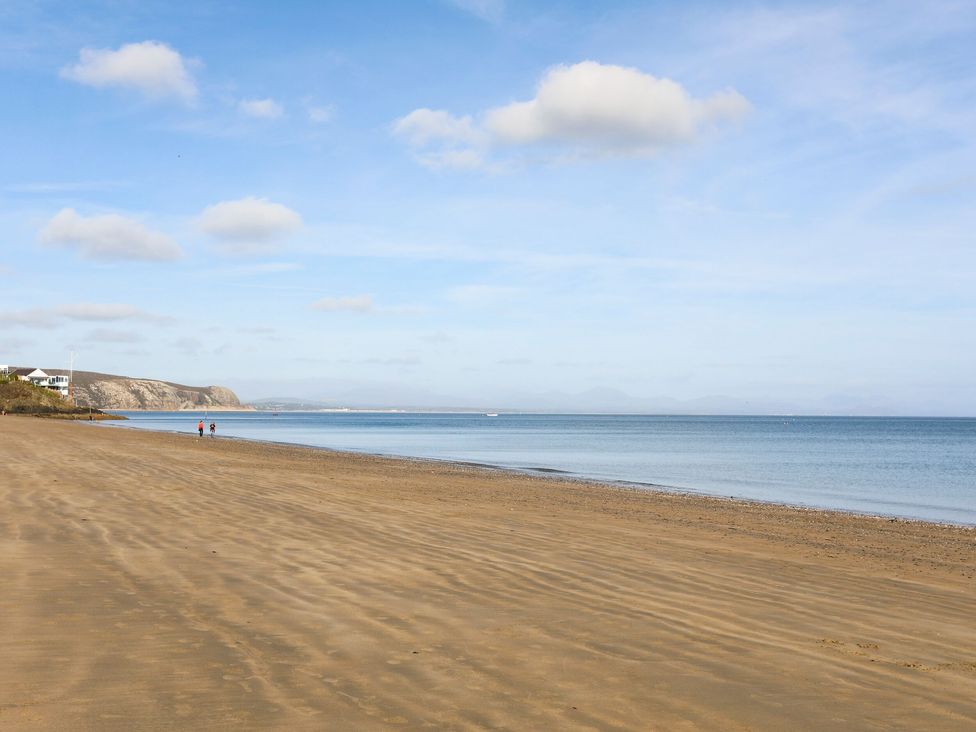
[0,379,109,416]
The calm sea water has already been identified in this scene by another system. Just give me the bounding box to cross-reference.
[106,412,976,525]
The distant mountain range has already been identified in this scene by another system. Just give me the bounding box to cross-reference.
[241,382,883,415]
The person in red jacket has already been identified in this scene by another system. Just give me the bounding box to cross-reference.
[197,419,204,437]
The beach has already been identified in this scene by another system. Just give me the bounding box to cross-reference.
[1,417,974,730]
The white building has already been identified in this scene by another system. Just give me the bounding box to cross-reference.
[49,374,70,397]
[0,365,9,377]
[9,368,71,397]
[21,368,50,386]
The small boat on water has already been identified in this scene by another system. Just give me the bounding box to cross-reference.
[485,413,499,417]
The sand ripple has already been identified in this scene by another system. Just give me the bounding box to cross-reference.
[1,417,974,730]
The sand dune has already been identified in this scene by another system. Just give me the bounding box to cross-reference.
[1,417,974,730]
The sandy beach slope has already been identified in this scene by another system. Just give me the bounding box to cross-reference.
[1,417,974,730]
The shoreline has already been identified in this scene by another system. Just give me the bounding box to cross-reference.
[114,408,976,417]
[2,417,974,729]
[101,417,976,529]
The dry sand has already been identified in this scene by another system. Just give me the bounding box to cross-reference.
[1,417,974,730]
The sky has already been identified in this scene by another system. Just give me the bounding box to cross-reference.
[1,0,975,414]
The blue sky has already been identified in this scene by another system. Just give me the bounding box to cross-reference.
[2,0,975,413]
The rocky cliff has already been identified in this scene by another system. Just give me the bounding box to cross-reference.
[45,370,243,411]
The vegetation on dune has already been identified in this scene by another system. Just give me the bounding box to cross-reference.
[0,376,121,418]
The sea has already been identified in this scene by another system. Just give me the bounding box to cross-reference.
[106,412,976,526]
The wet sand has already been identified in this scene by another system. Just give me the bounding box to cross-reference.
[1,416,974,730]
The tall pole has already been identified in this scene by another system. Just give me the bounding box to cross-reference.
[69,351,76,404]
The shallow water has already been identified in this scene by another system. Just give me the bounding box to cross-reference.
[108,412,976,525]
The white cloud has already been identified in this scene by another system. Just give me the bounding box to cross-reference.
[310,295,375,313]
[393,109,488,169]
[395,61,750,164]
[394,108,484,147]
[40,208,182,261]
[486,62,750,152]
[197,197,302,253]
[238,98,283,119]
[61,41,197,102]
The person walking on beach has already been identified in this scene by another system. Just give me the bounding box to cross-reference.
[197,419,204,437]
[209,422,216,438]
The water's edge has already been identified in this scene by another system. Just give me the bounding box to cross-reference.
[96,418,976,529]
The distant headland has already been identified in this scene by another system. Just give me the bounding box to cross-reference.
[1,366,243,412]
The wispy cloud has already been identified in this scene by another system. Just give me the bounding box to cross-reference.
[214,262,304,277]
[420,332,456,344]
[61,41,198,103]
[446,284,522,304]
[238,98,284,119]
[173,336,203,356]
[84,328,144,343]
[310,294,375,313]
[307,295,426,316]
[307,104,335,123]
[357,356,422,366]
[303,227,688,272]
[58,303,163,321]
[699,3,975,137]
[8,303,173,329]
[0,336,32,351]
[239,326,282,342]
[4,180,127,194]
